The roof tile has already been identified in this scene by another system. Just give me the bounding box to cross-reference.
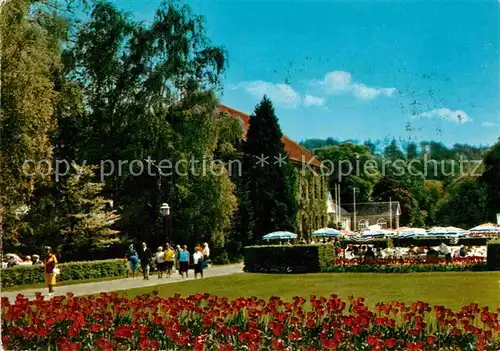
[218,105,322,168]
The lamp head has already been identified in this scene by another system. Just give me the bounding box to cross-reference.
[160,203,170,216]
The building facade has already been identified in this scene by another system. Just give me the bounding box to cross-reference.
[219,105,328,241]
[342,202,401,231]
[326,192,352,231]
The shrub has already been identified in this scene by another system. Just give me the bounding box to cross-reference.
[244,245,335,273]
[487,239,500,271]
[210,251,242,265]
[1,259,127,288]
[318,245,335,271]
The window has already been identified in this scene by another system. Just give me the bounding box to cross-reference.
[358,219,368,231]
[377,218,387,229]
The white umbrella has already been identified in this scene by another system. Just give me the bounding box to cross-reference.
[312,228,343,237]
[262,231,298,240]
[397,228,427,238]
[469,223,500,235]
[427,226,468,237]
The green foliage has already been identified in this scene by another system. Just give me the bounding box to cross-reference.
[20,165,119,254]
[436,177,489,228]
[243,97,299,242]
[372,176,422,226]
[314,142,378,203]
[0,0,69,245]
[420,180,445,225]
[308,137,491,229]
[1,259,127,288]
[300,137,339,151]
[383,139,406,160]
[297,170,328,241]
[61,165,120,249]
[69,1,232,249]
[405,142,419,159]
[318,245,336,271]
[481,140,500,220]
[486,239,500,271]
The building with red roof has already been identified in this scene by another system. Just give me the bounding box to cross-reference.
[218,104,328,239]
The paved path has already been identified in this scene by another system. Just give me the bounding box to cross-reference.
[2,263,244,302]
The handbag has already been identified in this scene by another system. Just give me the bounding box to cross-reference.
[53,267,60,275]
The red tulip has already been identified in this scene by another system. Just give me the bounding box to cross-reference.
[385,338,397,348]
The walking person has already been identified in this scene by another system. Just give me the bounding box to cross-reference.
[164,244,175,277]
[193,246,204,279]
[139,242,152,280]
[125,244,139,278]
[440,242,452,264]
[202,242,210,263]
[155,246,166,278]
[32,254,42,265]
[178,245,190,280]
[175,245,181,275]
[43,247,58,296]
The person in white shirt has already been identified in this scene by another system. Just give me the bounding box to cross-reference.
[439,242,452,263]
[202,242,210,262]
[155,247,166,278]
[193,247,204,279]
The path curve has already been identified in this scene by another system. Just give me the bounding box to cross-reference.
[2,263,244,302]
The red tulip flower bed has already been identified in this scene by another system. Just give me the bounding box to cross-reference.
[2,292,499,351]
[334,256,486,266]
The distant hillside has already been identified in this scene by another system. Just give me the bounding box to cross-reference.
[300,138,489,159]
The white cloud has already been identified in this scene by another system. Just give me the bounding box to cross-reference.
[229,81,301,108]
[303,94,325,107]
[414,108,472,124]
[482,121,498,127]
[312,71,396,100]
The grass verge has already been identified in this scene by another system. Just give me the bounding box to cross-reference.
[120,271,500,310]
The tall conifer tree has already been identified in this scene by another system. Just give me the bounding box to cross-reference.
[243,97,298,242]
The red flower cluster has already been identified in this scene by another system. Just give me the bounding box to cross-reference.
[335,256,485,266]
[2,292,499,350]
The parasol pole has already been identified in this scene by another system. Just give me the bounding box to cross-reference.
[338,183,341,228]
[389,197,393,229]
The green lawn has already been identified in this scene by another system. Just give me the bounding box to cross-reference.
[121,272,500,310]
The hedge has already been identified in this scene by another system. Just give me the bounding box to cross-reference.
[487,239,500,271]
[1,259,127,288]
[243,245,335,273]
[243,245,487,274]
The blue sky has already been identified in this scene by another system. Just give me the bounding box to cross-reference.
[116,0,500,147]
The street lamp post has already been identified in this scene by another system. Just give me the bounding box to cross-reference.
[160,203,171,245]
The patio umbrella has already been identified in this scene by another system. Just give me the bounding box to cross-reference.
[397,228,427,238]
[352,229,394,242]
[427,227,468,237]
[361,229,395,237]
[262,231,298,240]
[469,223,500,236]
[312,228,343,237]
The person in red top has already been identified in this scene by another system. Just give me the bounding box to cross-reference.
[43,246,58,296]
